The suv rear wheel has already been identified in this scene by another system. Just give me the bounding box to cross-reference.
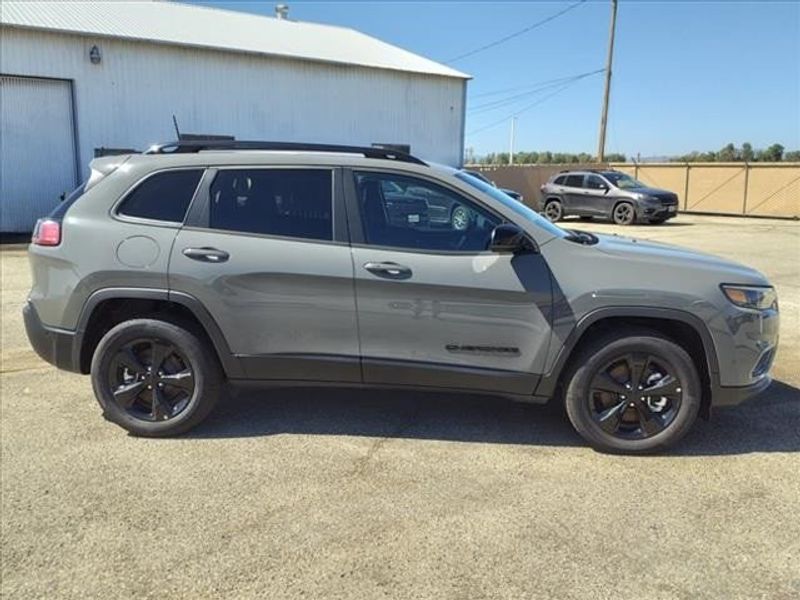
[544,199,563,222]
[91,318,223,436]
[564,329,701,453]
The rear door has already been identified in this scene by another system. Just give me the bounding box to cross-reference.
[169,166,360,382]
[562,174,587,213]
[345,169,553,395]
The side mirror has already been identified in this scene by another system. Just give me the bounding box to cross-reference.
[489,223,537,254]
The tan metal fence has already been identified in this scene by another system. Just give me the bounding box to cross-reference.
[472,163,800,219]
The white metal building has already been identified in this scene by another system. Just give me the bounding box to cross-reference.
[0,1,469,232]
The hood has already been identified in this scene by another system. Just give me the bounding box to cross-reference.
[626,186,677,198]
[593,233,768,284]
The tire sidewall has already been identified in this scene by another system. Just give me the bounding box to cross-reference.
[91,319,221,436]
[565,334,701,453]
[613,202,635,225]
[544,199,562,222]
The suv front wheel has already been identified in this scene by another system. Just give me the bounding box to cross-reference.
[564,329,701,453]
[91,318,223,436]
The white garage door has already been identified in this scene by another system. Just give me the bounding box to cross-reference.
[1,75,78,232]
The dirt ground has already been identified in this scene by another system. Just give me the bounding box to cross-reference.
[1,214,798,599]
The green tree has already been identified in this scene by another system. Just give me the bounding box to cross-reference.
[718,143,738,162]
[757,143,784,162]
[784,150,800,161]
[741,142,754,162]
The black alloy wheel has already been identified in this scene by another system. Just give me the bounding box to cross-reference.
[108,338,195,422]
[588,353,682,439]
[91,318,223,436]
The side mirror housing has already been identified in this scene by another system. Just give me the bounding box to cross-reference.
[489,223,537,254]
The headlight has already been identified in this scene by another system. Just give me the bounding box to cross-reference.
[721,285,777,310]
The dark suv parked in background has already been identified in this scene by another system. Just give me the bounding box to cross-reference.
[540,170,679,225]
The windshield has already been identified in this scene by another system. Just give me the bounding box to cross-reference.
[603,172,646,189]
[455,172,567,239]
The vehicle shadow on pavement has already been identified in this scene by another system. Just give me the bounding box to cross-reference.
[187,380,800,456]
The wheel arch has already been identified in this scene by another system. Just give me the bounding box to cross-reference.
[537,307,720,418]
[74,288,242,378]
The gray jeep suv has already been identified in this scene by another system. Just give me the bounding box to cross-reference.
[540,170,679,225]
[24,141,779,453]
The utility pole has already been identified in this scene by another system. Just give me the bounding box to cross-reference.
[509,116,517,165]
[597,0,618,163]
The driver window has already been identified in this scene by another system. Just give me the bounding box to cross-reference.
[353,172,501,252]
[586,175,608,190]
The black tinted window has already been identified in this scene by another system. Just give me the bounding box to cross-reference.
[209,169,332,241]
[564,175,585,188]
[354,172,500,252]
[118,170,202,222]
[554,175,566,185]
[586,175,608,190]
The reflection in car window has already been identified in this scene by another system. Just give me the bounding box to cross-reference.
[209,169,333,241]
[603,172,646,189]
[354,172,500,252]
[586,175,608,190]
[456,172,568,239]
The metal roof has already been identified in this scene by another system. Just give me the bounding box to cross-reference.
[0,1,469,80]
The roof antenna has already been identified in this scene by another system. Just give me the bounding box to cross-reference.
[172,114,182,140]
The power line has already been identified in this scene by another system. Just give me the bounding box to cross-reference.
[468,69,605,115]
[446,0,588,64]
[466,73,597,138]
[471,70,603,100]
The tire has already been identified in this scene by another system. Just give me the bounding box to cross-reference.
[544,199,563,222]
[91,318,224,437]
[451,204,471,231]
[563,329,701,454]
[612,202,636,225]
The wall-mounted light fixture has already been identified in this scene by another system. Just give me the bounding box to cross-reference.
[89,45,102,64]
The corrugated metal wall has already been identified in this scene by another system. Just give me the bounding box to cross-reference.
[0,27,466,229]
[1,75,78,231]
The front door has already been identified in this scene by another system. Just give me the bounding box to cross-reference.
[346,170,553,395]
[169,166,360,382]
[583,174,613,216]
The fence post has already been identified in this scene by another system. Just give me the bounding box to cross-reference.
[634,161,639,180]
[683,163,690,211]
[742,163,750,215]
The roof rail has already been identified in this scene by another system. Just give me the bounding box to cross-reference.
[144,140,428,166]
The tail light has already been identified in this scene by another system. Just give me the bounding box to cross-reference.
[32,219,61,246]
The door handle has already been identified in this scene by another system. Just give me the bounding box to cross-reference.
[363,261,412,280]
[183,247,230,263]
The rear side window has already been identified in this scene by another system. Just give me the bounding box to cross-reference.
[564,175,584,188]
[118,170,202,222]
[209,169,332,241]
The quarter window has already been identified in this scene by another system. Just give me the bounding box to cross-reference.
[353,172,501,252]
[564,174,585,188]
[554,175,567,185]
[118,170,203,222]
[209,169,333,241]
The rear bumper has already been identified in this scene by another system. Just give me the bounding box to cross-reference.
[711,375,773,407]
[23,301,81,373]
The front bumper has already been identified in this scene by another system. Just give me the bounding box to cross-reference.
[712,375,773,407]
[641,204,678,220]
[23,301,81,373]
